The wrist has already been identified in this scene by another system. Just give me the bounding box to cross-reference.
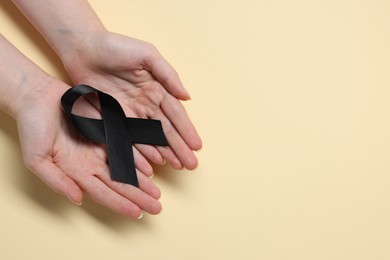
[0,36,55,118]
[3,71,53,119]
[52,25,107,64]
[56,27,107,67]
[12,0,106,63]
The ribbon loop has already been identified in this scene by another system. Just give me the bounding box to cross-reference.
[61,84,168,187]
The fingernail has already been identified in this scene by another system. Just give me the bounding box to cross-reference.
[70,198,82,206]
[149,173,154,179]
[160,159,166,165]
[183,86,192,100]
[137,212,144,220]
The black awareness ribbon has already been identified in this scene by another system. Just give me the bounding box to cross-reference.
[61,84,169,187]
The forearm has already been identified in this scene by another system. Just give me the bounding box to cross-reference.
[11,0,105,60]
[0,34,51,117]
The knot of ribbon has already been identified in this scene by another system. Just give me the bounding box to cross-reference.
[61,84,169,187]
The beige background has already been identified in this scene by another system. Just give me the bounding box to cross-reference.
[1,0,390,259]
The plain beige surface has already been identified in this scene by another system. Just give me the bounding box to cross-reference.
[1,0,390,259]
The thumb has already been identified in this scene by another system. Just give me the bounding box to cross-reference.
[27,159,83,205]
[143,47,191,101]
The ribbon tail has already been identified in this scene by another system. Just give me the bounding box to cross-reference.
[98,92,139,187]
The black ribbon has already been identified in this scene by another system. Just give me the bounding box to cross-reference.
[61,84,168,187]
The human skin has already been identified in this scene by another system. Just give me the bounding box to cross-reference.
[11,0,203,174]
[0,34,162,219]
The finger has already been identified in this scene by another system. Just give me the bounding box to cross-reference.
[133,147,153,177]
[161,94,203,151]
[96,170,162,215]
[78,175,143,219]
[134,144,165,165]
[29,159,83,205]
[154,110,198,170]
[137,172,162,200]
[157,145,183,170]
[144,49,190,101]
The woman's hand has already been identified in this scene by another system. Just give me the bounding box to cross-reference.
[62,31,202,173]
[16,79,162,219]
